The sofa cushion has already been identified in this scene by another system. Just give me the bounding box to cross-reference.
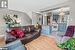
[5,39,22,50]
[12,45,25,50]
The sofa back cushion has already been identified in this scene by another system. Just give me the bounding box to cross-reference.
[30,26,35,32]
[9,25,36,34]
[22,25,35,33]
[65,26,75,37]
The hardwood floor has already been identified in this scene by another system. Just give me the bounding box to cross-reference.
[25,35,61,50]
[0,36,5,46]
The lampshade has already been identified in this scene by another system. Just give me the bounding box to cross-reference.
[59,12,65,16]
[59,8,65,16]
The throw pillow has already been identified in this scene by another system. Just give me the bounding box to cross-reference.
[10,28,24,38]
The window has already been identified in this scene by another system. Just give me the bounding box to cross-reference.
[1,0,8,8]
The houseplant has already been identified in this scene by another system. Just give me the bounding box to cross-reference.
[3,14,19,28]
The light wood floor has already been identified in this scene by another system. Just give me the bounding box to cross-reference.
[25,35,61,50]
[0,37,5,46]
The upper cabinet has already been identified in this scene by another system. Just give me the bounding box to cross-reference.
[0,0,8,8]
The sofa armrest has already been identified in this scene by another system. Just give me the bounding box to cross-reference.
[21,31,40,44]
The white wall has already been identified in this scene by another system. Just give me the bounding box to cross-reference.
[8,0,75,26]
[0,9,32,35]
[69,0,75,25]
[32,12,42,25]
[8,0,68,19]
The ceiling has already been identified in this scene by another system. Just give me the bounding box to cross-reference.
[8,0,69,18]
[8,0,68,11]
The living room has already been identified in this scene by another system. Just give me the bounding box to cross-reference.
[0,0,75,50]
